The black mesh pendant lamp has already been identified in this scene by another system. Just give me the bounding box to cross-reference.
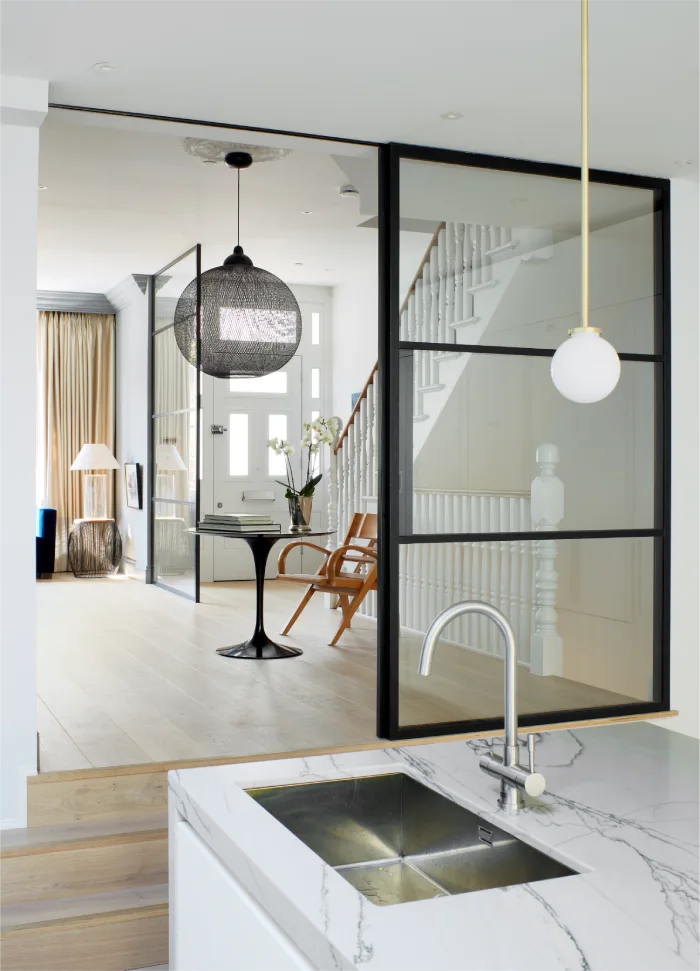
[174,151,302,379]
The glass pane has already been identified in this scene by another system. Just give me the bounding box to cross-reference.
[229,371,288,394]
[154,416,196,502]
[154,253,198,334]
[311,368,320,399]
[400,351,656,532]
[154,499,196,597]
[398,537,656,728]
[399,158,657,355]
[268,415,288,475]
[153,325,197,415]
[311,312,320,345]
[229,413,249,476]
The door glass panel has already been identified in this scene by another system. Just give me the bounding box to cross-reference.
[399,158,657,355]
[311,312,320,345]
[311,368,320,399]
[151,246,199,601]
[400,351,657,532]
[398,536,656,729]
[268,414,288,475]
[228,413,249,476]
[229,372,288,394]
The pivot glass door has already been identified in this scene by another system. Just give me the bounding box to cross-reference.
[147,245,201,601]
[377,144,670,739]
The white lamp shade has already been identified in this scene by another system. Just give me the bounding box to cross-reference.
[70,443,120,471]
[156,443,187,471]
[551,331,621,404]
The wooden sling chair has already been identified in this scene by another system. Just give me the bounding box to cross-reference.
[277,512,378,646]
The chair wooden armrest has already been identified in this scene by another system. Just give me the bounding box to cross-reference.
[327,544,378,582]
[278,540,331,575]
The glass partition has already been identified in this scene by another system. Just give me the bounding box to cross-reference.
[148,246,201,600]
[378,145,669,739]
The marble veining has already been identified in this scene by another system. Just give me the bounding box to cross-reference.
[169,723,698,971]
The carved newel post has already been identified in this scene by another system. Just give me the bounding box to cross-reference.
[530,443,564,676]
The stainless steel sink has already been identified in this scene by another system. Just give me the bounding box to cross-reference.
[246,772,576,906]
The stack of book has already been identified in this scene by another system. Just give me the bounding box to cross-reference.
[197,513,281,534]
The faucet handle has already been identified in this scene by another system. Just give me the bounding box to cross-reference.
[519,734,537,773]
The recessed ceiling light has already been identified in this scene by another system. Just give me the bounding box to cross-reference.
[38,185,47,191]
[201,159,218,165]
[674,159,694,167]
[510,197,528,204]
[441,111,463,120]
[339,184,359,198]
[294,262,303,266]
[302,210,313,215]
[93,62,115,73]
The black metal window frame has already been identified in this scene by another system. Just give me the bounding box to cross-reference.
[146,244,202,602]
[378,141,671,739]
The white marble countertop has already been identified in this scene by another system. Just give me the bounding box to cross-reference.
[169,723,699,971]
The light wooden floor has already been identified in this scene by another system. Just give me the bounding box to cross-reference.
[36,575,633,772]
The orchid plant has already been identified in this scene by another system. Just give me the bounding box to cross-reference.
[268,416,340,501]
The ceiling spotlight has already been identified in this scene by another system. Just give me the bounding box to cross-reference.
[339,184,359,198]
[440,111,463,120]
[674,159,694,167]
[201,159,218,165]
[93,62,115,72]
[301,210,313,215]
[38,185,47,191]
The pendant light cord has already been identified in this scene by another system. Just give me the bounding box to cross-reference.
[581,0,589,330]
[237,167,241,247]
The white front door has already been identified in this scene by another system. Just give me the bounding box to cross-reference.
[211,357,303,580]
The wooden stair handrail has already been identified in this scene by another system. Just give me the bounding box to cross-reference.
[334,361,378,455]
[399,220,447,316]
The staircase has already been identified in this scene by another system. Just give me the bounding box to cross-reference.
[400,221,530,456]
[1,767,169,971]
[329,223,565,673]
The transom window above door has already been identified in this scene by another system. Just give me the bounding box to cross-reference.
[229,372,288,394]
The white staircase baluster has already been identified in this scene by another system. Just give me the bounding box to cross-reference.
[366,382,374,504]
[481,225,491,283]
[445,222,455,339]
[489,495,500,653]
[454,223,465,327]
[530,443,564,676]
[463,225,474,317]
[509,498,522,651]
[498,497,511,647]
[519,497,531,665]
[437,228,447,345]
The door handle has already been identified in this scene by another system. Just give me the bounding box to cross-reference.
[210,424,227,435]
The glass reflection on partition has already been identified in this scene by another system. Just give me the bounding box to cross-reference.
[397,537,656,729]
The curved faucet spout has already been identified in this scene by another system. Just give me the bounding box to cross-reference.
[417,600,545,812]
[419,600,518,752]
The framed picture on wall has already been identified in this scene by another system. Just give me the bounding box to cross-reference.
[125,463,142,509]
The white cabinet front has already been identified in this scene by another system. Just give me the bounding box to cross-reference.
[172,819,313,971]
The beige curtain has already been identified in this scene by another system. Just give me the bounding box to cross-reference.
[37,311,115,571]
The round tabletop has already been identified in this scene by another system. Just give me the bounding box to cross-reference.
[189,528,335,541]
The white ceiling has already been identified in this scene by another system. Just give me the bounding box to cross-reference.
[2,0,698,178]
[36,110,393,292]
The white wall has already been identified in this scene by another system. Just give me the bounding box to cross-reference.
[331,272,377,426]
[660,177,700,740]
[111,276,149,575]
[0,76,48,828]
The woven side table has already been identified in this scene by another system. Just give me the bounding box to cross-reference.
[68,519,122,578]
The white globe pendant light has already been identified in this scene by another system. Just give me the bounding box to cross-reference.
[551,0,621,404]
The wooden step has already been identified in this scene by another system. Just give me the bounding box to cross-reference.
[1,814,168,905]
[0,884,168,971]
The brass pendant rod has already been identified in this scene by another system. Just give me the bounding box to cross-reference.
[580,0,590,331]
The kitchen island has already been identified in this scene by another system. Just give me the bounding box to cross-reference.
[168,722,698,970]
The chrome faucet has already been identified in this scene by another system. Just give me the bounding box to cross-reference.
[419,601,546,814]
